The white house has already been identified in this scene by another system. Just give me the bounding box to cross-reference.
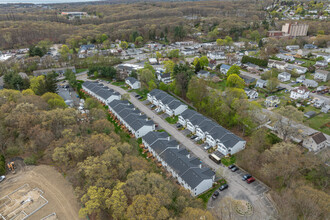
[315,60,328,67]
[256,79,267,88]
[276,53,295,62]
[157,72,172,84]
[315,53,330,63]
[125,77,141,89]
[314,70,330,82]
[197,70,210,79]
[302,79,318,88]
[220,64,231,75]
[268,59,287,70]
[302,132,328,152]
[264,96,280,107]
[244,88,259,99]
[207,51,226,60]
[290,86,310,100]
[278,72,291,82]
[165,100,188,116]
[148,58,158,65]
[181,49,197,56]
[286,45,299,51]
[285,64,307,74]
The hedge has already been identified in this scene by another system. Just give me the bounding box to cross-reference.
[242,56,268,67]
[0,154,6,175]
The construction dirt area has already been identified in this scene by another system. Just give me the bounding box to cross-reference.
[0,164,81,220]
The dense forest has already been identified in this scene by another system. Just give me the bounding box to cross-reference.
[0,0,270,49]
[0,89,216,219]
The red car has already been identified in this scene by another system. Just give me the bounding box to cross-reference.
[247,177,255,184]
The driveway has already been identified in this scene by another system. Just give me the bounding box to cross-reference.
[77,74,278,219]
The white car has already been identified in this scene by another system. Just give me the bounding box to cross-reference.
[204,145,212,150]
[0,175,5,182]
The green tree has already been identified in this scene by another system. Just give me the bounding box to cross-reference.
[108,183,128,220]
[199,56,209,68]
[140,69,155,88]
[266,77,279,93]
[79,186,111,219]
[224,36,233,45]
[216,38,224,46]
[60,44,70,61]
[64,69,77,87]
[164,60,175,73]
[135,36,143,46]
[168,49,179,58]
[148,80,157,91]
[226,74,245,88]
[226,65,240,77]
[119,41,128,50]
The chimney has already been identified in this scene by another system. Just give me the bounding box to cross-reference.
[186,154,190,158]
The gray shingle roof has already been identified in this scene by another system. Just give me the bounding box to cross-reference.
[126,77,139,84]
[142,131,169,146]
[180,109,198,120]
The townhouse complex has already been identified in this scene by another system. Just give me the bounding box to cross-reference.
[81,81,215,196]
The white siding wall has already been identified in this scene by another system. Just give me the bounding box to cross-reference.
[173,105,188,116]
[194,179,214,196]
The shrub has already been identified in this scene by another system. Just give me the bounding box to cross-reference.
[0,155,6,175]
[24,156,37,165]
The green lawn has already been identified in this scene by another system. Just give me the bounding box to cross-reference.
[208,80,226,91]
[76,68,87,74]
[165,115,178,124]
[129,88,149,100]
[295,58,316,68]
[221,155,236,166]
[112,81,125,86]
[304,113,330,135]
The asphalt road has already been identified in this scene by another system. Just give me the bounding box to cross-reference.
[77,74,277,219]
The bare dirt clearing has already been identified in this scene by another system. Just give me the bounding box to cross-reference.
[0,165,81,220]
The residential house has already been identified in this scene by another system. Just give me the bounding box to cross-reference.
[82,81,121,104]
[303,79,318,88]
[286,45,300,51]
[256,79,267,88]
[220,64,231,75]
[304,111,316,118]
[290,86,310,100]
[315,60,328,68]
[207,51,226,60]
[264,96,280,107]
[285,64,307,74]
[278,72,291,82]
[125,77,141,89]
[181,49,197,56]
[141,131,215,196]
[296,75,306,83]
[197,70,210,79]
[314,70,330,82]
[148,58,158,65]
[313,99,325,108]
[276,53,295,62]
[321,104,330,113]
[244,88,258,99]
[294,60,305,65]
[240,75,256,85]
[268,59,286,70]
[302,132,328,152]
[304,44,317,49]
[157,72,172,84]
[116,64,143,79]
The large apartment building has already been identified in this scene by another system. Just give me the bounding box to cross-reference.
[282,23,308,37]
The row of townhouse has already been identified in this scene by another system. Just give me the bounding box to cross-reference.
[147,89,188,116]
[82,81,121,104]
[82,81,215,196]
[108,100,155,138]
[142,131,215,196]
[178,109,246,156]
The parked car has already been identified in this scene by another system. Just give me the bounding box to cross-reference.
[135,94,140,97]
[242,174,252,181]
[190,135,197,140]
[231,166,239,172]
[155,124,158,128]
[247,177,256,184]
[228,164,236,169]
[204,145,211,150]
[176,124,183,128]
[138,96,143,100]
[212,190,219,199]
[150,104,156,108]
[219,184,228,191]
[0,175,5,183]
